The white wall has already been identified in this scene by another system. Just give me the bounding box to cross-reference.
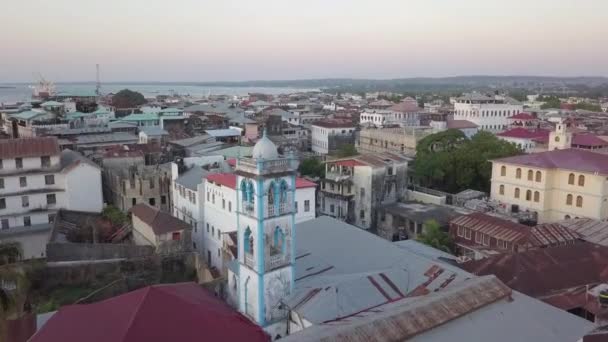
[295,187,315,223]
[64,162,103,213]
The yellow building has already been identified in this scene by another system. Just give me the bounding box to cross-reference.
[491,148,608,223]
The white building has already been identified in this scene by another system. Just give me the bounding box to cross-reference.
[359,109,419,127]
[311,120,356,155]
[0,137,103,259]
[453,93,524,132]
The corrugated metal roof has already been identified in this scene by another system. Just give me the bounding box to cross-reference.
[451,213,581,246]
[0,137,60,159]
[558,218,608,246]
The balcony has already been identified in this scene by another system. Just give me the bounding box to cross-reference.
[239,200,255,216]
[325,171,352,182]
[266,253,289,271]
[236,157,298,176]
[245,253,255,268]
[265,198,294,218]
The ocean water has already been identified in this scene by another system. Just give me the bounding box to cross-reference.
[0,83,318,104]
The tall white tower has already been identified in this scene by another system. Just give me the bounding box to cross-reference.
[236,130,298,327]
[548,119,572,150]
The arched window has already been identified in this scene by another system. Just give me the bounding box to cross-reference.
[566,194,573,205]
[514,188,520,198]
[273,226,286,254]
[535,171,542,182]
[268,181,276,206]
[500,166,506,177]
[516,168,522,179]
[568,173,575,185]
[578,175,585,187]
[527,170,533,181]
[499,185,504,195]
[565,215,571,220]
[241,180,248,202]
[247,181,255,204]
[526,190,532,201]
[576,196,583,207]
[279,180,289,203]
[244,227,253,255]
[534,191,540,202]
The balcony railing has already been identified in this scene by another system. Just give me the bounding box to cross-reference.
[265,198,294,218]
[236,157,298,175]
[244,253,255,268]
[266,253,289,271]
[240,200,255,215]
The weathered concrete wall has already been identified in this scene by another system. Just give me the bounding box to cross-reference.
[46,242,155,262]
[407,190,447,205]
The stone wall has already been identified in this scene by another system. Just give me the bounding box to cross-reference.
[46,242,155,262]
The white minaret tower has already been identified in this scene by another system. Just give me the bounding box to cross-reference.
[548,119,572,150]
[236,129,298,327]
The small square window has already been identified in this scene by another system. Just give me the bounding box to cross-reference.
[1,219,8,230]
[0,178,3,189]
[149,198,156,206]
[41,156,50,167]
[19,177,27,187]
[45,175,55,185]
[132,198,136,206]
[22,196,29,207]
[161,196,167,205]
[23,216,31,226]
[0,198,5,209]
[48,214,56,223]
[15,158,23,169]
[304,200,310,212]
[46,194,56,205]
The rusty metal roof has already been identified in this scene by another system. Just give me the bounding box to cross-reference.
[0,137,60,159]
[283,276,513,341]
[283,275,593,342]
[451,213,581,247]
[460,242,608,298]
[558,218,608,247]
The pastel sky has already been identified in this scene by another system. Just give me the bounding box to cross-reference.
[1,0,606,82]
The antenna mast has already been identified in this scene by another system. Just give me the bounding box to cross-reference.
[95,64,101,96]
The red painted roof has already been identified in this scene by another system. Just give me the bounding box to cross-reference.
[496,128,549,139]
[494,148,608,175]
[296,178,317,188]
[206,173,238,189]
[334,159,366,167]
[532,132,608,147]
[508,112,535,120]
[572,133,608,147]
[0,137,60,159]
[29,282,270,342]
[207,173,315,189]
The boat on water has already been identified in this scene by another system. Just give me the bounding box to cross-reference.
[29,74,56,99]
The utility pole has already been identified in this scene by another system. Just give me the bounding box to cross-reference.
[96,64,101,96]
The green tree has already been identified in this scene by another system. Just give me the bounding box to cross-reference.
[575,102,602,112]
[416,220,453,253]
[112,89,146,109]
[299,158,325,178]
[0,243,28,322]
[539,95,562,109]
[413,130,521,193]
[336,144,358,158]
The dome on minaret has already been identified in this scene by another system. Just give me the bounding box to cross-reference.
[252,129,278,160]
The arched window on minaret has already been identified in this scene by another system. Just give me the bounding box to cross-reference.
[272,226,285,255]
[247,180,255,204]
[244,227,253,255]
[279,180,289,203]
[241,179,248,201]
[268,181,276,206]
